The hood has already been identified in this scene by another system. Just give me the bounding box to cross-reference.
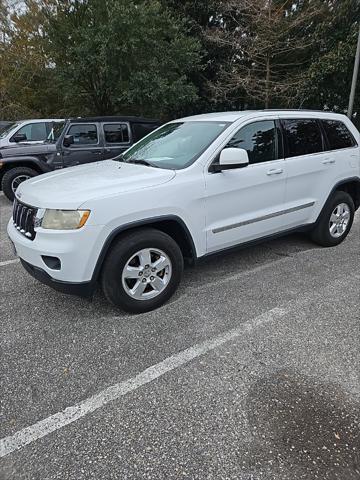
[16,160,176,209]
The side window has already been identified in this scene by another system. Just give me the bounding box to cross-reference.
[103,124,130,144]
[321,120,357,150]
[226,120,278,164]
[66,124,98,145]
[282,119,323,157]
[13,122,47,142]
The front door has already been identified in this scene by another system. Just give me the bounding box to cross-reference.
[62,123,103,167]
[205,119,287,253]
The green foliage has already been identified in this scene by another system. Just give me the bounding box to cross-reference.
[0,0,358,121]
[301,0,360,115]
[43,0,202,118]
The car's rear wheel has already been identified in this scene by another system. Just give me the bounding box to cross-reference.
[311,191,354,247]
[2,167,38,201]
[101,228,184,313]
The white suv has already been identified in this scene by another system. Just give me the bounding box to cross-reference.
[7,110,360,313]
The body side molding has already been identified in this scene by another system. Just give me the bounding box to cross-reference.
[212,202,315,234]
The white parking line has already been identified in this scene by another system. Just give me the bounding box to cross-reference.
[0,259,19,267]
[0,306,287,458]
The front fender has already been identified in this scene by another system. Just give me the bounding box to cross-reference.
[0,156,52,173]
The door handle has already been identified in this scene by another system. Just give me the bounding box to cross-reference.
[91,150,102,154]
[321,158,335,165]
[267,168,283,175]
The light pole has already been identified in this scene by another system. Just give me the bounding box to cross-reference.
[348,25,360,119]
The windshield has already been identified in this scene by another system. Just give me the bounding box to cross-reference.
[0,122,19,139]
[46,121,65,142]
[119,121,230,169]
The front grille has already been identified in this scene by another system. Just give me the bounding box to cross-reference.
[12,198,38,240]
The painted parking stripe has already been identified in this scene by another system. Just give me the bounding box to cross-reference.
[0,259,19,267]
[0,306,287,458]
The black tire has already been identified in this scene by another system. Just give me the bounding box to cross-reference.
[310,191,355,247]
[101,228,184,313]
[1,166,38,201]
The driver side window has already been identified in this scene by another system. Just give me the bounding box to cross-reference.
[226,120,279,164]
[66,124,98,145]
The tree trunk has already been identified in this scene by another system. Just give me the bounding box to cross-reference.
[265,55,270,109]
[265,0,271,109]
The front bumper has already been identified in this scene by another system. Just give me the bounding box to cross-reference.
[7,219,107,284]
[20,259,94,297]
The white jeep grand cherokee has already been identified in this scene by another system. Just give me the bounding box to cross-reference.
[8,110,360,313]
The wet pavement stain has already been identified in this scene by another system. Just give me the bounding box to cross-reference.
[245,370,360,479]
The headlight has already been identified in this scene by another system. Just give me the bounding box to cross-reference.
[41,209,90,230]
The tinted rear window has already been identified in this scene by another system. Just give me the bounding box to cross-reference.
[282,119,324,157]
[321,120,357,150]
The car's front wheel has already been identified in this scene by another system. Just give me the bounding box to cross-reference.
[101,228,184,313]
[2,166,38,201]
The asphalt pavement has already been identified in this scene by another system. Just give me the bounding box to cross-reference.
[0,192,359,479]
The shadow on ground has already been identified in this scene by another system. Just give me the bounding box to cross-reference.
[245,370,360,479]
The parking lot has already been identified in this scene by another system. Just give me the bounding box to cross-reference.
[0,191,359,479]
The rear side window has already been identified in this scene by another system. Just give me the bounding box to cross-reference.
[132,123,159,142]
[282,119,323,157]
[67,124,98,145]
[103,124,130,144]
[321,120,357,150]
[226,120,278,164]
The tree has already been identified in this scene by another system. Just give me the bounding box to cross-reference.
[163,0,237,113]
[0,0,63,119]
[300,0,360,119]
[41,0,202,118]
[206,0,324,109]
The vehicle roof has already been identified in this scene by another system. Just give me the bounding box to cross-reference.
[17,118,65,123]
[68,116,160,124]
[176,110,348,123]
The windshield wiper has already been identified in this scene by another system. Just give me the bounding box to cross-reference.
[127,159,158,168]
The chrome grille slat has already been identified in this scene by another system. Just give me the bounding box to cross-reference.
[15,200,21,226]
[12,198,37,241]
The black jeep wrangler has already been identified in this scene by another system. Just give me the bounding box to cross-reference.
[0,116,161,200]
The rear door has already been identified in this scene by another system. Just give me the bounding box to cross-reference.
[280,118,336,227]
[101,122,132,160]
[62,123,103,167]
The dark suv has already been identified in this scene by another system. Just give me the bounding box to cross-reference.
[0,116,161,200]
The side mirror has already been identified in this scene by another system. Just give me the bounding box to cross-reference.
[63,135,74,147]
[12,133,27,143]
[211,148,249,172]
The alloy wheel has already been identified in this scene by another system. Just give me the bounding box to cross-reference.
[11,175,31,193]
[329,203,350,238]
[121,248,172,300]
